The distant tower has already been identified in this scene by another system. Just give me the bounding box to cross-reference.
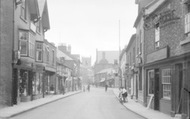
[68,45,71,54]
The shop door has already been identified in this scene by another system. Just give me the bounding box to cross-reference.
[154,69,160,110]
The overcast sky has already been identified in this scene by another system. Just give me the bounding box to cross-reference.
[45,0,138,63]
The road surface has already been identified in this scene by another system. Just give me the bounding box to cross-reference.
[11,88,145,119]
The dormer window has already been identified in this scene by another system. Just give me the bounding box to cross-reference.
[155,23,160,48]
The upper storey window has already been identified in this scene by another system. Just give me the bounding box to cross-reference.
[20,0,27,20]
[155,23,160,49]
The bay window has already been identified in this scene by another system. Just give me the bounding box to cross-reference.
[19,30,28,56]
[19,30,35,58]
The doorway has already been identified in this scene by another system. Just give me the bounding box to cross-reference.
[154,69,160,110]
[12,69,18,105]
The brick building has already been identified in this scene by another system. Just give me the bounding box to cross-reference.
[143,0,190,118]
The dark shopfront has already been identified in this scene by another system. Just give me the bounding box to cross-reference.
[144,52,190,118]
[44,67,56,95]
[12,64,35,105]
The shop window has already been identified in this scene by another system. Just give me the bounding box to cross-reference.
[162,68,171,100]
[19,71,28,96]
[148,70,154,95]
[155,23,160,48]
[36,42,43,62]
[20,0,27,20]
[33,73,42,95]
[139,68,142,90]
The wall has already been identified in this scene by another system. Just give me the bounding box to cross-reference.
[0,0,14,106]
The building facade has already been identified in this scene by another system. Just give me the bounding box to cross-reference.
[138,0,190,118]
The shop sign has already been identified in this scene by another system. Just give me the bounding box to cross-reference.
[144,9,180,30]
[146,47,168,63]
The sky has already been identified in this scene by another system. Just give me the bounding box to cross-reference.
[45,0,138,64]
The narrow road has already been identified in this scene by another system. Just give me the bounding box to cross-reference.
[11,88,145,119]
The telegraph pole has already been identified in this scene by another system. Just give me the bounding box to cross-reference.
[118,20,122,87]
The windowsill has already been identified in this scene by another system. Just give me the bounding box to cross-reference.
[180,37,190,45]
[161,98,171,102]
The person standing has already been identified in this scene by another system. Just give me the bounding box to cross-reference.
[122,87,128,102]
[87,84,90,92]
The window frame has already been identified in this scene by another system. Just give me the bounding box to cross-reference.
[29,32,35,58]
[148,70,154,96]
[155,23,160,48]
[20,0,27,21]
[46,46,50,63]
[36,42,43,62]
[19,30,29,56]
[161,68,172,100]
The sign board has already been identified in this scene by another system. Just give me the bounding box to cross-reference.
[146,47,168,63]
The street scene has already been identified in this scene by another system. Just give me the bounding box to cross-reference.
[0,0,190,119]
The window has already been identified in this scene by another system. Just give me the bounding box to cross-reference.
[185,3,190,35]
[162,68,171,100]
[133,47,135,63]
[46,46,49,63]
[29,33,35,58]
[155,23,160,48]
[19,30,28,56]
[36,42,43,62]
[21,0,27,20]
[139,30,142,54]
[139,68,142,90]
[36,20,41,33]
[52,50,55,65]
[148,70,154,95]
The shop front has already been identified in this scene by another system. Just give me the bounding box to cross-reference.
[44,66,56,95]
[32,65,44,100]
[12,60,35,104]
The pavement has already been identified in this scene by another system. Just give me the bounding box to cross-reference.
[112,88,179,119]
[0,91,81,119]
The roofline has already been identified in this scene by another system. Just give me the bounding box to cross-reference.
[144,0,167,16]
[126,34,136,53]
